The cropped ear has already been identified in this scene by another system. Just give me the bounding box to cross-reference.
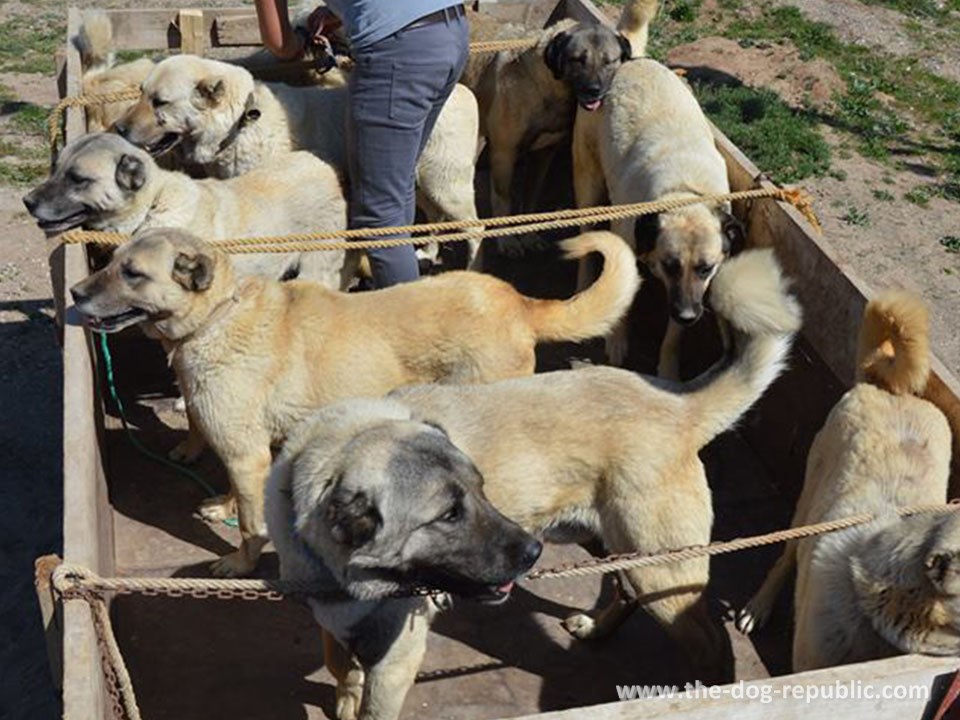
[194,78,226,107]
[172,251,215,291]
[633,213,660,256]
[543,31,571,80]
[617,33,633,62]
[115,153,147,192]
[328,492,382,549]
[720,211,746,256]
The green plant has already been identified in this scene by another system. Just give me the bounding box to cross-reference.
[0,14,64,74]
[0,160,48,185]
[10,104,50,136]
[905,186,932,206]
[872,189,895,201]
[841,205,870,226]
[941,236,960,253]
[668,0,702,23]
[693,82,831,183]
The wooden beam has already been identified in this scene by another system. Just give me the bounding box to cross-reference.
[178,8,206,56]
[98,8,263,51]
[504,655,959,719]
[213,12,262,46]
[557,0,610,26]
[34,555,63,691]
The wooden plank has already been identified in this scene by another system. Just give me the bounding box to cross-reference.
[504,655,959,720]
[214,12,262,46]
[178,8,206,56]
[99,8,260,51]
[34,556,63,691]
[555,0,609,25]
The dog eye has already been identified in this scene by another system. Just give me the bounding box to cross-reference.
[151,97,167,109]
[440,503,462,524]
[121,265,147,282]
[66,171,90,186]
[695,264,714,280]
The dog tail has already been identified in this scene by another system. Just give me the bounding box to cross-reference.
[687,249,802,446]
[76,10,115,73]
[857,290,930,395]
[617,0,660,58]
[524,231,641,344]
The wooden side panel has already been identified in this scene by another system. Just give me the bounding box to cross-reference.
[178,8,206,56]
[99,8,260,51]
[61,7,113,720]
[505,655,958,720]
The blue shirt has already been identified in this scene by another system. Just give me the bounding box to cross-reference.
[325,0,458,50]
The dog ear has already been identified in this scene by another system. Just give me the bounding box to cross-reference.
[115,154,146,192]
[634,213,660,256]
[617,33,633,62]
[172,252,215,292]
[720,211,746,256]
[543,31,571,80]
[194,78,226,107]
[328,493,382,549]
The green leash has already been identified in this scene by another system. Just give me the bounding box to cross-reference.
[97,332,239,528]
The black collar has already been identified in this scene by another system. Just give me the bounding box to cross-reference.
[216,91,261,155]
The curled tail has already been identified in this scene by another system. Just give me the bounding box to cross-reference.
[617,0,660,58]
[75,10,114,73]
[857,290,930,396]
[688,249,802,446]
[524,231,640,343]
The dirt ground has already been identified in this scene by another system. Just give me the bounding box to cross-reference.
[1,1,959,719]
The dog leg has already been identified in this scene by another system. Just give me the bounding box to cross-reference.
[198,493,237,523]
[605,320,630,367]
[357,604,433,720]
[563,571,638,640]
[489,144,517,219]
[210,445,271,577]
[736,541,797,635]
[169,407,207,464]
[657,319,683,380]
[325,630,365,720]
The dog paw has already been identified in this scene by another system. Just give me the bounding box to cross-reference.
[210,550,255,578]
[735,600,769,635]
[197,494,237,523]
[173,395,187,414]
[335,685,362,720]
[562,612,598,640]
[169,436,205,464]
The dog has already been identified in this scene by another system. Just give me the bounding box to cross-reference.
[461,0,658,216]
[69,226,638,577]
[23,132,352,287]
[365,248,799,682]
[573,58,742,370]
[265,398,542,720]
[113,55,483,266]
[735,292,955,671]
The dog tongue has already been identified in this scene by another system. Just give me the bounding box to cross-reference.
[497,581,515,594]
[583,99,602,112]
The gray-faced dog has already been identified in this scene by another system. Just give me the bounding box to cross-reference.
[266,399,541,720]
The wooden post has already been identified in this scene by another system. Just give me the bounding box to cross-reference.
[179,8,206,55]
[34,555,63,690]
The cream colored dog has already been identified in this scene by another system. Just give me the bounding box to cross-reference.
[736,292,956,671]
[573,58,742,370]
[384,248,802,681]
[114,55,483,265]
[462,0,658,216]
[70,227,639,577]
[24,132,352,287]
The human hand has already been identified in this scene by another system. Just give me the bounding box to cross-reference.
[306,6,342,43]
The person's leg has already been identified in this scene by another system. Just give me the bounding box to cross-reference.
[347,9,469,288]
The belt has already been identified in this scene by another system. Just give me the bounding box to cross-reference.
[405,4,466,30]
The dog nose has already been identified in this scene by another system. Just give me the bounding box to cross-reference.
[113,120,129,138]
[674,306,700,326]
[22,193,37,214]
[519,538,543,569]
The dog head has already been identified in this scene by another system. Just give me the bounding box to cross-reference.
[113,55,256,162]
[543,23,632,112]
[287,411,542,603]
[635,206,745,325]
[70,227,233,337]
[23,133,154,235]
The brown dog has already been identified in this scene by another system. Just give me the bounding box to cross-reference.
[70,227,639,576]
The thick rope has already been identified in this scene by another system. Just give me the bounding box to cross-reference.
[468,38,538,54]
[48,87,143,155]
[51,501,959,602]
[57,187,821,254]
[88,594,143,720]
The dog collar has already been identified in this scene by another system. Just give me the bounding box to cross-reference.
[216,92,262,156]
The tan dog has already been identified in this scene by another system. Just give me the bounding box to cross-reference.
[462,0,658,216]
[70,227,639,576]
[573,58,742,370]
[114,55,482,265]
[23,132,352,287]
[384,249,802,681]
[736,292,955,671]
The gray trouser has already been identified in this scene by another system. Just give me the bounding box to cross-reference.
[346,7,469,288]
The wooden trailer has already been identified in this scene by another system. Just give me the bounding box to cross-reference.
[42,1,960,719]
